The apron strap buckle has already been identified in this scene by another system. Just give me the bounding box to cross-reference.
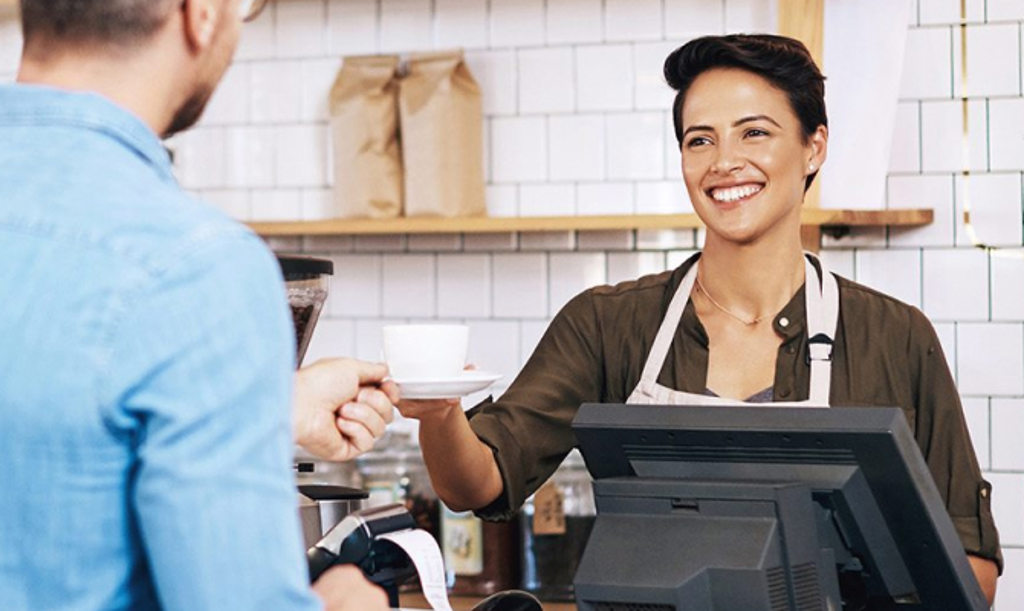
[807,333,834,364]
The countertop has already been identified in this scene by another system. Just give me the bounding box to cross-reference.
[399,591,576,610]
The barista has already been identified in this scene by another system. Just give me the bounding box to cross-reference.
[398,34,1002,604]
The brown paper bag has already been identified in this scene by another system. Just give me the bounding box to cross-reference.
[329,55,402,219]
[399,50,486,218]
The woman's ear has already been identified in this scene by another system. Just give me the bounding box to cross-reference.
[807,124,828,175]
[181,0,220,51]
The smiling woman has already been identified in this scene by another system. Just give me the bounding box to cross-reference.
[395,33,1002,609]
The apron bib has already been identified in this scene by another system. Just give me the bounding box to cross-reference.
[626,252,839,408]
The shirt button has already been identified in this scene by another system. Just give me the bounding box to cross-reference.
[779,317,790,327]
[786,345,796,355]
[779,388,791,398]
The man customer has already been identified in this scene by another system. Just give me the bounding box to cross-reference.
[0,1,392,609]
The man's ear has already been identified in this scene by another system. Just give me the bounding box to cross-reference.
[181,0,220,51]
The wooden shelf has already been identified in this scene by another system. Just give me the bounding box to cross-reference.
[247,208,932,237]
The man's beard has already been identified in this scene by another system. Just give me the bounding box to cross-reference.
[163,83,214,138]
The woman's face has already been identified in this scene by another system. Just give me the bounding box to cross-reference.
[679,67,827,246]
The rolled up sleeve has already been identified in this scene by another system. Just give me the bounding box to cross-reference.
[468,291,605,521]
[908,308,1003,573]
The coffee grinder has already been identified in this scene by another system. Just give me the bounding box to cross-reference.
[276,254,368,547]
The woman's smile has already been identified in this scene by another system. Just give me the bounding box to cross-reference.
[706,181,766,207]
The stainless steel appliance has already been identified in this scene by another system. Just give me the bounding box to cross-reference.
[298,484,369,548]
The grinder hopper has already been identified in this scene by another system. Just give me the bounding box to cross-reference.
[276,254,332,367]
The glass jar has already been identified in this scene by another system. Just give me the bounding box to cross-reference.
[275,254,332,367]
[355,431,440,541]
[519,449,596,601]
[441,505,520,597]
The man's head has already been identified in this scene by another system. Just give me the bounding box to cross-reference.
[19,0,267,137]
[20,0,180,47]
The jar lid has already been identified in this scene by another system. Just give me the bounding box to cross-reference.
[276,254,334,280]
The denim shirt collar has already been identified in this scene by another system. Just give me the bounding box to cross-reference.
[0,83,176,183]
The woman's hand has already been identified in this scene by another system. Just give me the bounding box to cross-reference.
[396,397,462,423]
[396,364,474,422]
[293,358,400,461]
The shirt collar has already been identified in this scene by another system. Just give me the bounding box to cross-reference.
[0,83,175,183]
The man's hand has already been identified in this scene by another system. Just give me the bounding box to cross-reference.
[293,358,400,461]
[311,565,389,611]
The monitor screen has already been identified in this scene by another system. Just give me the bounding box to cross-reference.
[571,404,987,611]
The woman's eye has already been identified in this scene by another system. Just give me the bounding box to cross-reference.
[685,136,711,148]
[744,128,769,138]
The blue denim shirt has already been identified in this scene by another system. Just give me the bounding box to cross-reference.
[0,84,319,610]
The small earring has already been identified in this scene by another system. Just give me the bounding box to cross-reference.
[808,163,816,171]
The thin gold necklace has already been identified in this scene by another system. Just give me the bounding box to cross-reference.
[695,276,766,326]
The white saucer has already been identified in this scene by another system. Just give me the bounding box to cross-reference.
[393,371,502,399]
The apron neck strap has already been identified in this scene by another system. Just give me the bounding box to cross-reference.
[636,252,839,406]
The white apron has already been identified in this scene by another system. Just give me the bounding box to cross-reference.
[626,252,839,408]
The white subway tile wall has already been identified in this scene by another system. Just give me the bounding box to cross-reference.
[899,26,952,99]
[854,249,922,308]
[548,115,606,181]
[3,1,1022,604]
[957,323,1024,396]
[519,183,576,216]
[992,399,1024,472]
[665,0,724,37]
[952,22,1022,98]
[577,229,635,251]
[604,0,662,42]
[436,0,489,49]
[492,253,548,317]
[576,45,634,111]
[381,255,436,317]
[548,252,607,316]
[961,397,991,470]
[954,172,1024,247]
[919,99,988,173]
[518,47,575,113]
[888,174,955,247]
[546,0,603,45]
[922,248,990,321]
[0,16,21,76]
[437,254,492,317]
[887,102,921,173]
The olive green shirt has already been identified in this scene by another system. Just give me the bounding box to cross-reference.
[467,253,1002,570]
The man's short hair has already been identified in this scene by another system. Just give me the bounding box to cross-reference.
[20,0,179,46]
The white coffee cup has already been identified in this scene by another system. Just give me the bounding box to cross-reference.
[382,324,469,380]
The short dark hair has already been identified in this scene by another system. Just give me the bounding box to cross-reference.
[664,34,827,190]
[20,0,178,47]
